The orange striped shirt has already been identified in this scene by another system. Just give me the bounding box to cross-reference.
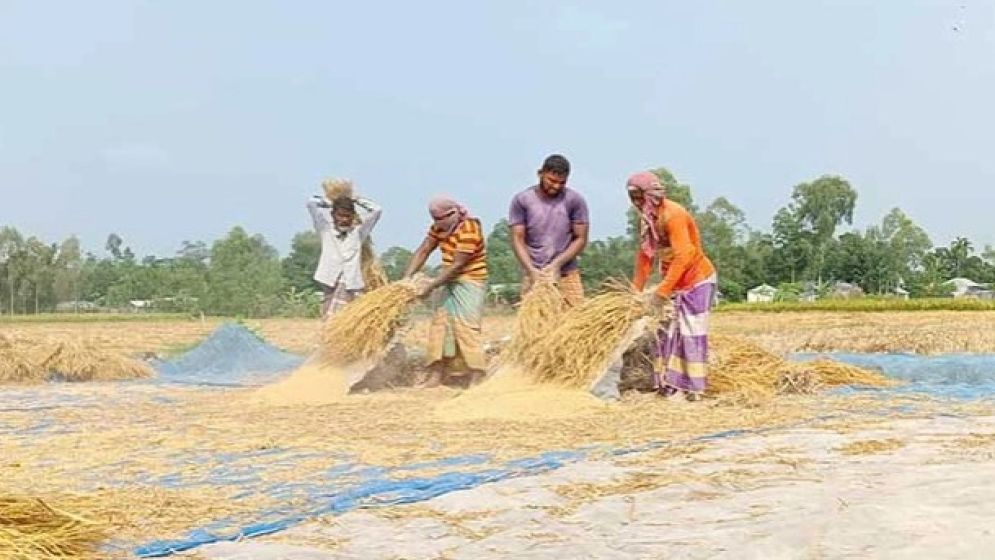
[633,201,715,296]
[429,218,488,282]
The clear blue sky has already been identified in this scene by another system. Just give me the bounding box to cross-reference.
[2,1,993,258]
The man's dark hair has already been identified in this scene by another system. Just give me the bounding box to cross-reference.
[331,196,356,215]
[540,154,570,176]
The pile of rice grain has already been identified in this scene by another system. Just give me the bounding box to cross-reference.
[320,281,418,365]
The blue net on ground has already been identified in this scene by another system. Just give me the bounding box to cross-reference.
[150,323,305,387]
[792,352,995,399]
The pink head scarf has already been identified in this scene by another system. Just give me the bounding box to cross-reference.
[428,196,469,235]
[627,171,667,259]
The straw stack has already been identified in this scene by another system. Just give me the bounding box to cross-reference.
[40,341,154,382]
[0,335,44,384]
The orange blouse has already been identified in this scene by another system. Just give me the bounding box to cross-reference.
[632,200,715,297]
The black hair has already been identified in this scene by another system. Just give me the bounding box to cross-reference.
[540,154,570,176]
[331,196,356,215]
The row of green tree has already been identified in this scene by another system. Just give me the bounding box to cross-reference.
[2,168,993,316]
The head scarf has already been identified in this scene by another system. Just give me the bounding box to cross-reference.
[627,171,667,259]
[428,196,469,236]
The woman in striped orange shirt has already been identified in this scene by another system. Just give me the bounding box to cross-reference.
[404,197,489,388]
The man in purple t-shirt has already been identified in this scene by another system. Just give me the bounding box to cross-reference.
[508,154,590,306]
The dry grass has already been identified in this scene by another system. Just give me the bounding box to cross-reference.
[714,311,995,355]
[836,438,906,456]
[320,281,418,365]
[0,495,105,560]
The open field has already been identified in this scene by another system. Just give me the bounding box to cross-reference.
[3,311,994,558]
[4,310,995,356]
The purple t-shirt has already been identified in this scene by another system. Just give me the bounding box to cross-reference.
[508,186,590,273]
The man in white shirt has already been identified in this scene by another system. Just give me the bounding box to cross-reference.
[307,188,382,319]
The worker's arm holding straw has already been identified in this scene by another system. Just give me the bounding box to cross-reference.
[403,235,438,285]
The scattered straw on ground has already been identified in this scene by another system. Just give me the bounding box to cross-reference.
[708,335,895,403]
[0,495,105,560]
[836,438,906,456]
[320,281,418,364]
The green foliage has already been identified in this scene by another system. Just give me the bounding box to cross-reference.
[486,219,519,285]
[204,227,285,317]
[381,246,414,282]
[282,231,321,293]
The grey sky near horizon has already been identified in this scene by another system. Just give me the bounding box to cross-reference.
[2,1,994,258]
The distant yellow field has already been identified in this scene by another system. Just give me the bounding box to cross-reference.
[3,310,995,356]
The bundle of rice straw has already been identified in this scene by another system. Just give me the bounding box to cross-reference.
[40,341,154,382]
[804,358,899,388]
[500,280,566,367]
[0,335,45,384]
[708,335,895,402]
[321,177,353,201]
[360,241,389,290]
[0,495,104,559]
[522,280,652,388]
[320,280,418,365]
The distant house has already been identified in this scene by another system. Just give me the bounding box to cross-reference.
[746,284,777,304]
[55,301,99,313]
[893,286,910,301]
[831,282,864,299]
[128,300,153,312]
[800,282,819,303]
[944,278,991,299]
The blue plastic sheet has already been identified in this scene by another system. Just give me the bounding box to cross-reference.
[792,352,995,399]
[151,323,304,387]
